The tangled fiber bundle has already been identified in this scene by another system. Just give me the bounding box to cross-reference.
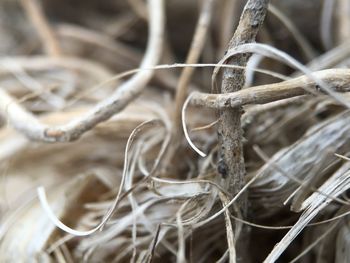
[1,0,350,262]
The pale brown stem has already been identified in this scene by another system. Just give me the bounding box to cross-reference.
[21,0,62,57]
[191,69,350,109]
[162,0,215,168]
[217,0,269,195]
[173,0,215,130]
[216,1,269,262]
[0,0,164,143]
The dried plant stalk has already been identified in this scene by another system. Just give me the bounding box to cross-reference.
[191,69,350,109]
[21,0,62,57]
[251,110,350,213]
[217,0,269,196]
[215,1,269,262]
[173,0,214,133]
[3,0,350,261]
[0,0,164,143]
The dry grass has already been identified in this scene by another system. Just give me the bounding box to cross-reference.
[0,0,350,262]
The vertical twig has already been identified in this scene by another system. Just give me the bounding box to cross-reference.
[21,0,62,57]
[173,0,215,132]
[163,0,214,166]
[216,3,268,261]
[217,0,269,196]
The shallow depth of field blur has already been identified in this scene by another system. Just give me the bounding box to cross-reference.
[1,0,350,262]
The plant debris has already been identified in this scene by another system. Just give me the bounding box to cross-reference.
[1,0,350,262]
